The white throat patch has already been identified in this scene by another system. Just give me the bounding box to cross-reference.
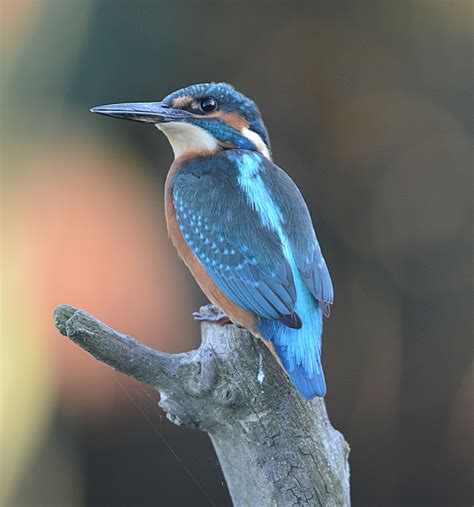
[156,122,219,159]
[241,127,271,160]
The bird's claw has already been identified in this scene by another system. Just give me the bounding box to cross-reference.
[193,304,231,325]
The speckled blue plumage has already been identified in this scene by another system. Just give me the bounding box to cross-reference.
[172,150,333,399]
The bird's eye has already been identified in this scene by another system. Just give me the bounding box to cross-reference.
[200,97,218,112]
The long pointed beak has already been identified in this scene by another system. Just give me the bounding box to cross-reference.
[90,101,192,124]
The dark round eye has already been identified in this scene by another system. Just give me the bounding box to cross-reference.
[200,97,218,112]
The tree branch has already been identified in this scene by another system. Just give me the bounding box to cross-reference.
[54,304,195,391]
[54,304,350,506]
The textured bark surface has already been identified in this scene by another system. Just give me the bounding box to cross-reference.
[54,304,350,506]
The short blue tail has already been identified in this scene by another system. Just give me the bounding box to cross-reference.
[273,343,326,399]
[258,302,326,400]
[256,247,327,400]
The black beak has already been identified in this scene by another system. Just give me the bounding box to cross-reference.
[90,101,192,123]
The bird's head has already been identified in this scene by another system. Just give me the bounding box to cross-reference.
[91,82,271,160]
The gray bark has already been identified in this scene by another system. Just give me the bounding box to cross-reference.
[54,304,350,506]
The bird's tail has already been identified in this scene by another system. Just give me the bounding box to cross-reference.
[257,270,327,400]
[273,343,326,399]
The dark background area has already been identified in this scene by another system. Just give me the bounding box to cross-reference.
[1,1,472,505]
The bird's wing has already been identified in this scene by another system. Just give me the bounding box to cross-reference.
[263,160,334,316]
[173,168,299,324]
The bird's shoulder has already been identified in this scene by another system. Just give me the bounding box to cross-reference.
[172,150,300,207]
[173,150,241,184]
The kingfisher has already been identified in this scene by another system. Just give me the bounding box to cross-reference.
[91,82,333,399]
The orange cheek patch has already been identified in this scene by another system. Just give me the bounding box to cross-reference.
[172,95,193,108]
[209,111,249,131]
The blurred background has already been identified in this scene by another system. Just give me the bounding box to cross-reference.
[1,1,472,505]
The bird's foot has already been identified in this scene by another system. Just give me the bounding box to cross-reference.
[193,304,232,325]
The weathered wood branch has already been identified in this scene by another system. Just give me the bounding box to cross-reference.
[54,304,350,506]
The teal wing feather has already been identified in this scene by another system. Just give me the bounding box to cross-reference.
[172,159,300,325]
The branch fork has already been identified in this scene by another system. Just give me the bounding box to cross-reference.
[54,304,350,506]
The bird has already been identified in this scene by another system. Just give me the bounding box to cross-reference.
[91,82,334,399]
